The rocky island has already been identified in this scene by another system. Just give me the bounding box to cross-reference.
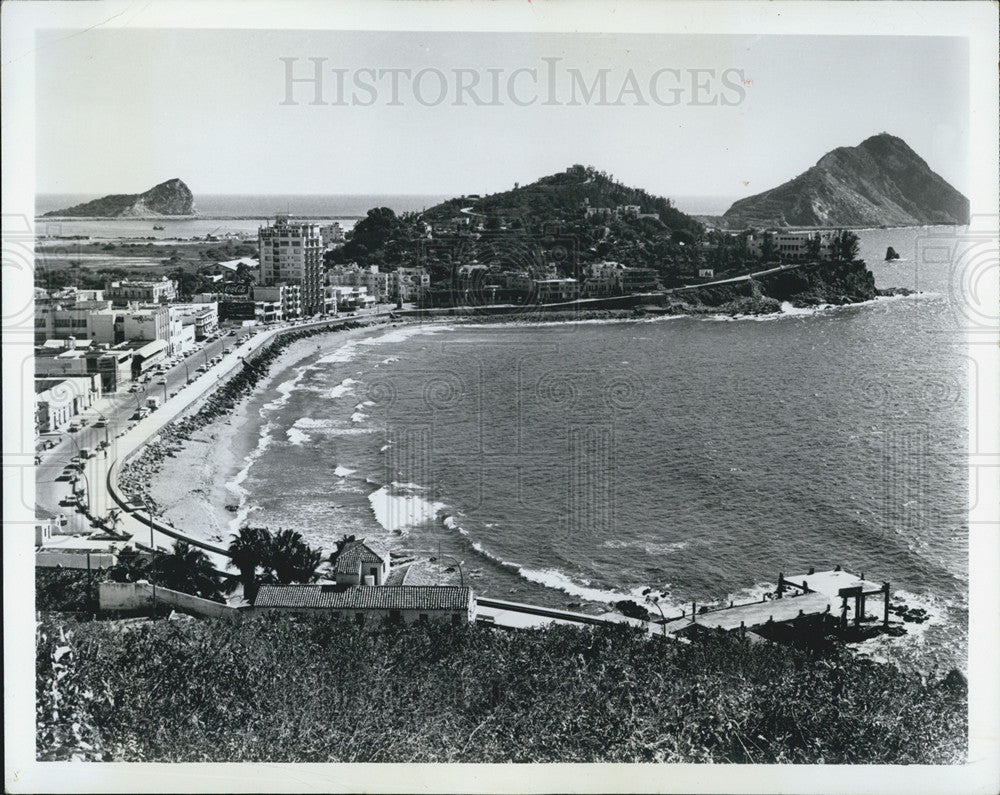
[43,178,195,218]
[721,133,969,229]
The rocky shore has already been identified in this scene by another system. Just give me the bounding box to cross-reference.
[406,259,914,324]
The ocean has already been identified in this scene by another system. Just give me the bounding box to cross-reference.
[33,194,452,240]
[216,225,969,671]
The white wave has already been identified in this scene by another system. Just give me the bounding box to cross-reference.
[379,443,391,452]
[225,420,274,533]
[381,356,400,364]
[453,315,686,331]
[852,588,956,668]
[367,484,446,535]
[328,377,357,399]
[515,566,653,606]
[350,411,368,424]
[315,339,361,365]
[333,465,356,478]
[361,324,453,346]
[285,427,310,445]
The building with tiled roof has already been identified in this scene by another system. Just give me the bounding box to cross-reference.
[332,540,389,586]
[254,584,475,625]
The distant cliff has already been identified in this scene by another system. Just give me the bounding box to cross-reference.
[723,134,969,228]
[43,179,195,217]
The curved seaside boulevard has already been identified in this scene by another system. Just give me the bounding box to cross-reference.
[103,316,390,570]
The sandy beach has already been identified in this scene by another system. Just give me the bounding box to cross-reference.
[146,323,392,550]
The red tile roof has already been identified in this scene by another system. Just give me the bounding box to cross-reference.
[255,585,472,611]
[332,541,387,575]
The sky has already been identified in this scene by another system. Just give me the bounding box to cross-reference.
[35,29,969,203]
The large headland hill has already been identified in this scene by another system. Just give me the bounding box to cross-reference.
[714,133,969,230]
[42,178,195,218]
[419,164,704,236]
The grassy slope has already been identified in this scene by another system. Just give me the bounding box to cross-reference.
[37,613,966,763]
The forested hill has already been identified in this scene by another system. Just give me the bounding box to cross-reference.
[423,165,703,235]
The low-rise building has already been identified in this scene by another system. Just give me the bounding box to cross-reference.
[34,374,102,431]
[619,267,660,293]
[34,299,113,343]
[105,278,177,305]
[34,344,92,379]
[333,540,390,586]
[254,584,476,624]
[326,264,384,301]
[35,505,61,546]
[85,345,134,393]
[170,303,219,341]
[329,285,375,311]
[389,267,431,302]
[254,284,302,319]
[533,278,579,303]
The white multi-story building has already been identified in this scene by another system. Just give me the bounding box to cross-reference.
[319,222,344,247]
[326,264,384,301]
[253,284,302,320]
[747,231,834,261]
[105,278,177,305]
[330,285,375,311]
[389,267,431,302]
[258,215,325,315]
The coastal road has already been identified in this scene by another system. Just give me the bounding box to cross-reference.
[36,315,386,571]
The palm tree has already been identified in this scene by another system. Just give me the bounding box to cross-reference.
[269,529,324,585]
[158,541,225,603]
[225,526,273,603]
[107,547,149,583]
[106,508,124,538]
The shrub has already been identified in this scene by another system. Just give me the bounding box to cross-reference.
[35,614,966,764]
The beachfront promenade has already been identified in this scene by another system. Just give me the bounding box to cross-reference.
[36,315,389,573]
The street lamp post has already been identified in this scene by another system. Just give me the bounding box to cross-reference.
[435,550,465,587]
[140,496,159,613]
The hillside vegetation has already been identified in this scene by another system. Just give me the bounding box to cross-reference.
[37,614,966,763]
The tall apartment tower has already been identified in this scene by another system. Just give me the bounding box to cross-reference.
[258,215,324,315]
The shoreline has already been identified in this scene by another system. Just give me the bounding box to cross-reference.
[142,323,392,550]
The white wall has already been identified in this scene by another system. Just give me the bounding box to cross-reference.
[99,581,237,619]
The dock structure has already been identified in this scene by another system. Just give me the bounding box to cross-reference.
[658,568,891,641]
[472,568,892,645]
[779,568,891,631]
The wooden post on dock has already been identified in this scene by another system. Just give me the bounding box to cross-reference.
[854,591,862,628]
[882,582,890,628]
[691,601,696,622]
[840,595,849,633]
[777,572,784,598]
[740,621,745,641]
